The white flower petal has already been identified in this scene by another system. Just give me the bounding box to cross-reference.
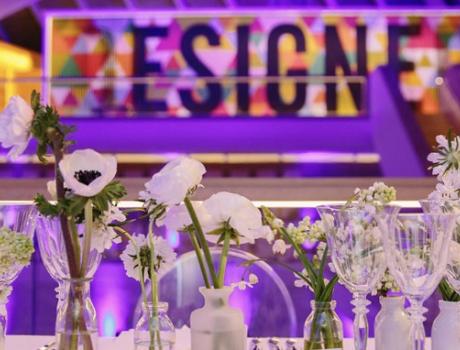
[141,157,206,206]
[202,192,270,245]
[0,96,33,159]
[59,149,117,197]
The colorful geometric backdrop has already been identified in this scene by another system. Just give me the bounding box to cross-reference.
[46,11,460,117]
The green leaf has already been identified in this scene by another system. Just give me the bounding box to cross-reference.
[31,90,40,112]
[317,245,329,290]
[280,227,318,291]
[318,275,339,302]
[36,142,48,163]
[67,196,88,217]
[29,91,76,158]
[34,193,60,217]
[439,279,460,302]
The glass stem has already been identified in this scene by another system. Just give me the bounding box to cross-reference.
[407,297,427,350]
[0,284,9,350]
[0,303,6,350]
[351,293,370,350]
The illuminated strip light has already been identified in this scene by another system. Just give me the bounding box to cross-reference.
[0,200,420,208]
[44,9,460,19]
[4,152,380,165]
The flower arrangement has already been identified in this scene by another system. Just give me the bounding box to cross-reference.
[348,182,400,297]
[140,157,271,289]
[259,208,344,349]
[0,227,34,307]
[119,228,177,349]
[0,93,128,350]
[0,225,34,349]
[261,208,336,302]
[426,132,460,302]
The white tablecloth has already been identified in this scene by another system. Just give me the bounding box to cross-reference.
[5,334,431,350]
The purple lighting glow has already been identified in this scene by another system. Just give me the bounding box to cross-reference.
[92,262,133,336]
[102,312,116,337]
[166,230,180,249]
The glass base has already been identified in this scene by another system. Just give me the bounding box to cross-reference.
[56,330,98,350]
[304,339,343,350]
[135,339,175,350]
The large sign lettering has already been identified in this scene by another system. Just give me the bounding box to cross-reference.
[45,11,460,117]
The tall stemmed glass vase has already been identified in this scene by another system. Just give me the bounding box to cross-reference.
[318,205,399,350]
[378,213,455,350]
[0,205,37,350]
[36,216,101,308]
[36,216,102,350]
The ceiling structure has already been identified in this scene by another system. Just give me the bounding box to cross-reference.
[0,0,459,51]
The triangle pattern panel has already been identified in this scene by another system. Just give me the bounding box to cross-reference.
[48,13,460,117]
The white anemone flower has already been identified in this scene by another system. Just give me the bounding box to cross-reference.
[157,201,211,232]
[428,135,460,176]
[59,149,117,197]
[92,205,126,253]
[120,234,176,281]
[0,96,34,159]
[140,157,206,206]
[202,192,272,245]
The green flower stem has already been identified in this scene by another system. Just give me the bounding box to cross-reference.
[184,197,218,288]
[439,278,460,302]
[280,227,318,292]
[187,231,210,289]
[67,217,81,269]
[217,230,231,288]
[80,200,93,276]
[50,133,79,279]
[113,227,149,305]
[50,134,93,350]
[306,308,339,349]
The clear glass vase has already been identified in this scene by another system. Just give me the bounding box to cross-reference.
[36,216,101,305]
[134,302,175,350]
[56,278,98,350]
[36,216,102,350]
[0,286,8,350]
[0,205,37,350]
[304,300,343,350]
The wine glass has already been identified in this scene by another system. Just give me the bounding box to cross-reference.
[0,205,37,347]
[377,212,455,350]
[35,215,101,309]
[420,199,460,295]
[317,205,399,350]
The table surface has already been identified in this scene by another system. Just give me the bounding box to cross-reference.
[5,335,432,350]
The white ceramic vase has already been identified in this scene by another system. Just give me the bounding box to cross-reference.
[190,286,246,350]
[374,296,411,350]
[432,300,460,350]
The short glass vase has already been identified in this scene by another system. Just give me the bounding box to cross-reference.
[56,278,98,350]
[304,300,343,350]
[134,302,175,350]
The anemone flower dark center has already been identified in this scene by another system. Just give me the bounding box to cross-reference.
[74,170,102,185]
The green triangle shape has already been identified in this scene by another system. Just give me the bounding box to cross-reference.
[61,57,81,77]
[310,53,325,75]
[251,33,264,46]
[346,53,357,66]
[439,33,452,47]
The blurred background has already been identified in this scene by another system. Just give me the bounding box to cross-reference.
[1,0,460,339]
